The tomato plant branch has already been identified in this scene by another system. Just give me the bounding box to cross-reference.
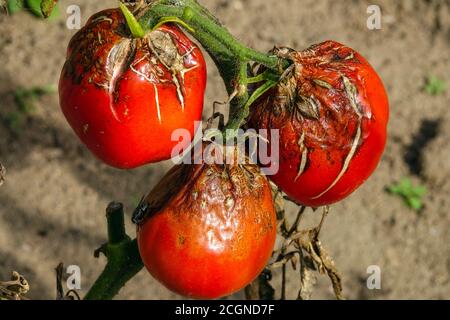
[136,0,289,134]
[84,0,292,300]
[139,1,281,77]
[106,202,128,244]
[84,203,143,300]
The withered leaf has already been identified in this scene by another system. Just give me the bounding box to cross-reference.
[40,0,58,18]
[310,240,344,300]
[0,162,5,186]
[298,253,317,300]
[296,95,320,120]
[0,271,29,300]
[313,79,332,89]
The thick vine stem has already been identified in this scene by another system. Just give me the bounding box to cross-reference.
[84,203,143,300]
[137,0,290,134]
[84,1,292,300]
[106,202,127,244]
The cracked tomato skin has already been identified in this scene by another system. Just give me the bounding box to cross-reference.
[248,41,389,207]
[59,9,206,169]
[136,148,277,299]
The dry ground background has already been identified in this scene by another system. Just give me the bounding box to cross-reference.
[0,0,449,300]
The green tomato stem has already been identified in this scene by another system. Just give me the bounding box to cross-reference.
[84,204,143,300]
[106,202,127,245]
[119,2,145,38]
[85,0,291,300]
[137,0,289,134]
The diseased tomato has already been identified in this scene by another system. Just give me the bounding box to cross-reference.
[248,41,389,207]
[59,9,206,169]
[135,146,277,299]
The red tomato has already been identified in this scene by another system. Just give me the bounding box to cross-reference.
[136,147,277,299]
[59,9,206,169]
[248,41,389,207]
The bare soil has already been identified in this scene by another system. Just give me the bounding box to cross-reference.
[0,0,449,299]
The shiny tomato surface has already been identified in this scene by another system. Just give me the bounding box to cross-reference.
[249,41,389,207]
[59,9,206,169]
[136,149,277,299]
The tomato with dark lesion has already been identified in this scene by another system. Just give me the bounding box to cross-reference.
[248,41,389,207]
[135,146,277,299]
[59,8,207,169]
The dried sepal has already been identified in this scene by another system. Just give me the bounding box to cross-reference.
[0,271,29,300]
[0,162,5,186]
[310,240,343,300]
[270,182,286,223]
[248,40,387,207]
[297,252,317,300]
[40,0,58,18]
[271,205,344,300]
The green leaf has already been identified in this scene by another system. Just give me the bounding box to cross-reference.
[387,185,401,194]
[244,79,278,110]
[399,178,413,191]
[119,2,145,38]
[25,0,59,19]
[425,76,446,96]
[40,0,57,18]
[386,178,426,212]
[6,0,25,14]
[25,0,42,16]
[4,112,24,133]
[1,85,56,134]
[411,186,426,197]
[407,197,423,211]
[152,16,195,33]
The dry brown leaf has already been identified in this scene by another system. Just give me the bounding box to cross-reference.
[312,240,344,300]
[0,162,5,186]
[298,253,317,300]
[0,271,29,300]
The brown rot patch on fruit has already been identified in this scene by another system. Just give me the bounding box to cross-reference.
[106,39,135,81]
[62,9,204,125]
[310,74,364,199]
[295,95,321,120]
[247,40,388,205]
[295,132,308,181]
[63,9,127,84]
[146,29,200,112]
[106,39,136,121]
[341,75,363,118]
[148,30,185,71]
[313,79,332,90]
[137,145,277,298]
[135,145,273,229]
[178,234,186,246]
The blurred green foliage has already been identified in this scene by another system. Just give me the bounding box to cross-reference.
[424,76,447,96]
[6,0,59,19]
[3,85,56,134]
[387,178,426,211]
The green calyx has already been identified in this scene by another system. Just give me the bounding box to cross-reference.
[83,0,293,300]
[117,0,290,136]
[119,2,145,38]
